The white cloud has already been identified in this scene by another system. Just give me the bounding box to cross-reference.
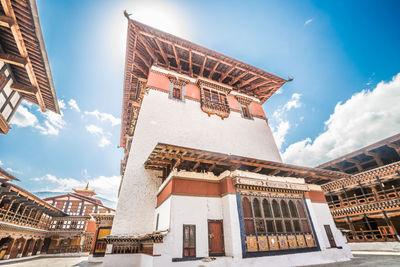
[85,124,111,147]
[58,99,66,109]
[282,73,400,167]
[304,18,313,25]
[68,99,80,112]
[6,167,22,175]
[32,174,121,202]
[270,93,302,150]
[0,160,3,166]
[10,105,38,127]
[84,110,120,126]
[10,101,66,135]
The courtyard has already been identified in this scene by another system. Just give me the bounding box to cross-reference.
[1,254,399,267]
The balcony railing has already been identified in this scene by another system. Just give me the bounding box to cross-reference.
[345,230,397,242]
[0,208,50,229]
[328,186,400,211]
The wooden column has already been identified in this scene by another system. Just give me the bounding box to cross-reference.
[17,238,27,258]
[3,237,15,260]
[342,187,350,206]
[346,216,357,241]
[382,210,400,241]
[358,181,368,202]
[376,176,388,200]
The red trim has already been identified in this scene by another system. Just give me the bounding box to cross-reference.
[157,178,235,207]
[305,191,327,203]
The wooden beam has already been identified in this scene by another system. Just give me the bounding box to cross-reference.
[229,71,249,85]
[219,66,235,82]
[172,44,181,70]
[189,50,193,76]
[154,38,169,66]
[239,75,259,87]
[10,82,37,95]
[209,61,219,79]
[200,56,207,76]
[247,80,275,91]
[1,0,46,112]
[0,15,13,27]
[0,53,26,67]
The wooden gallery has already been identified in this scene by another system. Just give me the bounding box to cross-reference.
[99,15,353,267]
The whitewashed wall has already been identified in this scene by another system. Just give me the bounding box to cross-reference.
[112,89,281,235]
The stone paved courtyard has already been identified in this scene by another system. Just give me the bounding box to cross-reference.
[2,254,400,266]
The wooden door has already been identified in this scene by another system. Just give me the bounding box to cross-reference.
[208,220,225,256]
[324,225,337,247]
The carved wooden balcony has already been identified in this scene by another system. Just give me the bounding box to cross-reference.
[345,229,397,243]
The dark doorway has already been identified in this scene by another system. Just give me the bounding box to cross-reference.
[324,224,337,247]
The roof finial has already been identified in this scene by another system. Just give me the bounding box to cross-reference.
[124,10,132,20]
[85,182,89,190]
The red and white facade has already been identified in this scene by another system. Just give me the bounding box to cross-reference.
[105,17,353,267]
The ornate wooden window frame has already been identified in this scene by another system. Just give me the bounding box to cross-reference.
[235,95,253,120]
[236,189,320,257]
[168,75,188,102]
[197,79,231,119]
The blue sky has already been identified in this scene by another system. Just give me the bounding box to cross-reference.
[1,0,400,204]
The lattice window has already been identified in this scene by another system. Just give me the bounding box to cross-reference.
[183,225,196,258]
[241,195,312,235]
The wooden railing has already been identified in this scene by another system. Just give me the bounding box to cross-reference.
[47,245,82,254]
[345,230,397,242]
[0,208,50,229]
[328,186,400,211]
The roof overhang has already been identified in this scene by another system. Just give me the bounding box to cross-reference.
[0,0,59,113]
[0,167,19,181]
[120,17,288,148]
[144,143,350,184]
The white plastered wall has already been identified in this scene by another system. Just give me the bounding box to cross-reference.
[305,199,353,259]
[112,89,281,235]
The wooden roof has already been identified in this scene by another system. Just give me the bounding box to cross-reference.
[0,0,59,113]
[120,16,288,148]
[318,133,400,175]
[0,180,65,217]
[0,166,19,181]
[144,143,350,184]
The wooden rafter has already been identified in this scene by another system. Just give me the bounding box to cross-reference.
[239,75,259,87]
[10,82,37,95]
[209,61,220,78]
[0,15,13,28]
[154,38,168,66]
[229,71,249,85]
[172,44,180,69]
[219,66,234,82]
[0,0,46,112]
[0,53,26,67]
[189,50,193,76]
[200,55,207,76]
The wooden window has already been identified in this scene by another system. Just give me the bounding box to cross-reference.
[241,195,313,235]
[173,86,181,100]
[252,198,262,217]
[183,225,196,258]
[241,104,251,119]
[202,88,228,106]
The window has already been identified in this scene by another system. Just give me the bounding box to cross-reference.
[173,86,181,100]
[203,88,228,105]
[183,225,196,258]
[241,104,252,119]
[155,214,159,231]
[241,196,313,235]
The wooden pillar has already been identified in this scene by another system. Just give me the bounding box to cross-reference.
[358,181,368,202]
[37,239,44,255]
[376,176,388,200]
[27,239,35,256]
[3,238,15,260]
[346,216,356,241]
[11,203,22,221]
[4,199,16,219]
[392,185,399,198]
[17,206,28,223]
[382,210,400,241]
[371,186,379,202]
[17,238,27,258]
[342,187,350,206]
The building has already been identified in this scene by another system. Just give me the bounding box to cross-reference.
[0,0,59,134]
[319,133,400,251]
[0,167,65,260]
[102,15,352,266]
[43,184,114,254]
